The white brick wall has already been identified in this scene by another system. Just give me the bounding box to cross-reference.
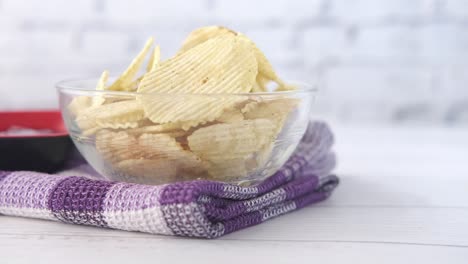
[445,0,468,18]
[0,0,467,124]
[329,0,435,22]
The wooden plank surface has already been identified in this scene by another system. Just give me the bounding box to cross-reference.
[1,125,467,263]
[1,229,468,264]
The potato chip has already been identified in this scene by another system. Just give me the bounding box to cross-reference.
[107,37,154,91]
[126,122,182,135]
[138,34,257,94]
[243,98,299,123]
[68,96,92,116]
[138,133,184,157]
[237,34,287,88]
[164,130,188,138]
[96,130,140,162]
[179,26,237,53]
[146,45,161,72]
[241,101,258,114]
[115,159,178,184]
[91,70,110,107]
[178,26,287,90]
[275,83,298,91]
[188,119,276,160]
[140,95,244,130]
[251,74,269,92]
[254,141,274,168]
[82,126,101,137]
[138,133,204,174]
[96,121,139,129]
[216,108,244,123]
[76,100,145,131]
[203,158,248,181]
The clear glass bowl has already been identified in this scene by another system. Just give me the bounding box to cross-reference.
[57,78,316,186]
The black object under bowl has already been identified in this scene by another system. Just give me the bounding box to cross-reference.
[0,111,73,173]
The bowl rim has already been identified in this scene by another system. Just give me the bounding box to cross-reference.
[56,77,317,97]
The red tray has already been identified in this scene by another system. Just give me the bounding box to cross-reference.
[0,111,73,172]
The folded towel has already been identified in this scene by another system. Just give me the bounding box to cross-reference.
[0,122,339,238]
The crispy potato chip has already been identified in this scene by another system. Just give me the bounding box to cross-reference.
[243,98,299,123]
[68,96,92,116]
[241,100,260,114]
[140,95,244,130]
[96,121,139,129]
[127,76,144,91]
[138,133,204,174]
[188,119,276,160]
[82,126,101,137]
[163,130,188,138]
[114,159,178,184]
[203,158,248,181]
[146,45,161,72]
[138,34,257,94]
[251,74,269,92]
[126,123,182,135]
[138,133,184,157]
[96,130,140,162]
[275,83,298,91]
[238,33,287,87]
[96,130,203,180]
[216,108,244,123]
[96,70,109,91]
[178,26,287,90]
[179,26,237,53]
[107,37,154,91]
[254,141,274,168]
[76,100,145,131]
[91,70,110,107]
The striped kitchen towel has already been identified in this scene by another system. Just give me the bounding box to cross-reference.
[0,122,338,238]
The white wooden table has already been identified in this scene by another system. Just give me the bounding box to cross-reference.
[1,124,468,263]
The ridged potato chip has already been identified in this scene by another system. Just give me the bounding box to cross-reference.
[75,100,144,131]
[254,141,274,169]
[91,70,110,107]
[138,133,184,158]
[240,99,261,114]
[96,121,139,129]
[216,107,244,123]
[68,96,91,116]
[251,74,269,92]
[115,159,178,185]
[188,119,276,160]
[238,34,285,86]
[179,26,237,53]
[138,34,257,94]
[203,157,248,181]
[140,95,244,129]
[138,133,204,175]
[126,122,182,135]
[275,83,298,91]
[107,37,154,91]
[82,126,101,137]
[146,45,161,72]
[243,98,299,123]
[96,130,140,162]
[179,26,287,90]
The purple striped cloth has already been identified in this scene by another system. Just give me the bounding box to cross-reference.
[0,122,338,238]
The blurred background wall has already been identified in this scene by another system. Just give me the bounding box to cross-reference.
[0,0,467,125]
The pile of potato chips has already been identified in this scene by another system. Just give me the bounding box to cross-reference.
[68,26,301,184]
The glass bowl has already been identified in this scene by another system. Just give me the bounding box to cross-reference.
[57,78,316,186]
